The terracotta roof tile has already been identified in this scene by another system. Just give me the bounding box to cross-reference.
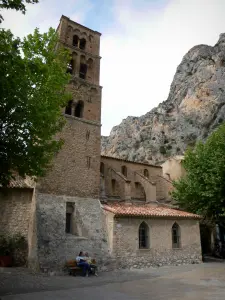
[103,202,201,219]
[0,175,35,189]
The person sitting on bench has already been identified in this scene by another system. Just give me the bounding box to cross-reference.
[85,252,98,276]
[76,251,91,277]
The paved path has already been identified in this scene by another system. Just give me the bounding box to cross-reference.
[1,262,225,299]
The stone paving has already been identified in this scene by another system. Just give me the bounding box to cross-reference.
[0,262,225,299]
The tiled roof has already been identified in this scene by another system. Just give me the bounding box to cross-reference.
[0,175,35,189]
[103,202,201,219]
[101,155,162,168]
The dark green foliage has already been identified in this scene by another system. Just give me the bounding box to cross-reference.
[0,28,71,186]
[172,123,225,222]
[160,146,166,154]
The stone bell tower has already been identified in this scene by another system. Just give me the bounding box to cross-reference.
[34,16,108,270]
[38,15,102,197]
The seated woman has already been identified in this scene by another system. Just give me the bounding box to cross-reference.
[85,252,98,276]
[76,251,91,277]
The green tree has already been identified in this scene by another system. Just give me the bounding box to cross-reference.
[171,123,225,222]
[0,0,38,22]
[0,28,71,186]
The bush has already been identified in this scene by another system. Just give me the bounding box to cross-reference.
[159,146,166,155]
[0,233,27,266]
[0,234,13,256]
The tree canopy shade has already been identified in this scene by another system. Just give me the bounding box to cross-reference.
[0,28,71,186]
[0,0,38,22]
[171,123,225,222]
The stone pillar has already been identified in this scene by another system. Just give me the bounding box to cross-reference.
[75,54,81,78]
[124,181,131,201]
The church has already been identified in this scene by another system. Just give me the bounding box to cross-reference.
[0,15,202,271]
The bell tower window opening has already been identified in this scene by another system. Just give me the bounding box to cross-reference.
[65,100,73,115]
[74,101,84,118]
[73,35,79,47]
[66,59,74,74]
[80,38,86,50]
[79,63,87,79]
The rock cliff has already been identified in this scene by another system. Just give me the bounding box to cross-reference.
[101,34,225,164]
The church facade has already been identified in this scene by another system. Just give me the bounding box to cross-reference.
[0,16,202,271]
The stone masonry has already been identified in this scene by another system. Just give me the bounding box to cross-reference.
[108,216,202,269]
[33,16,110,270]
[0,15,203,272]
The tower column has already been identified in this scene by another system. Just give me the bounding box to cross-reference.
[75,54,81,78]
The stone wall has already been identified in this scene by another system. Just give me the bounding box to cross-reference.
[111,216,202,269]
[37,117,101,198]
[101,156,166,201]
[36,192,110,270]
[0,188,33,237]
[66,82,102,122]
[58,15,101,58]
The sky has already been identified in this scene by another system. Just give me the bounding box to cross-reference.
[2,0,225,135]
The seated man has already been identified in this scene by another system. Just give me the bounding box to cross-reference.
[76,251,91,277]
[85,252,98,276]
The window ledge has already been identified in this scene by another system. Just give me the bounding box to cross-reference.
[66,234,88,240]
[172,248,182,250]
[137,248,151,251]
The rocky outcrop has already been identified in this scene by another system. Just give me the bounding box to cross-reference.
[101,34,225,164]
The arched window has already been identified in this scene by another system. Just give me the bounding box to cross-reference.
[74,101,84,118]
[139,222,149,249]
[73,35,79,47]
[79,38,86,50]
[100,162,104,176]
[79,63,87,79]
[172,223,181,249]
[65,100,72,115]
[121,165,127,177]
[144,169,149,179]
[66,59,74,74]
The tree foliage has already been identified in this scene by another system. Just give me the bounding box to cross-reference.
[171,123,225,222]
[0,0,38,22]
[0,28,71,186]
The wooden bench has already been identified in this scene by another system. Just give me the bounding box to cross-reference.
[65,260,82,276]
[65,259,97,276]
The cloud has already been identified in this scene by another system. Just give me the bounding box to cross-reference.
[2,0,225,136]
[100,0,225,135]
[1,0,93,36]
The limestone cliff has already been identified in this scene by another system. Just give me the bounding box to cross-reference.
[101,34,225,164]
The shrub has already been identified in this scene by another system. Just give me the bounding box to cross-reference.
[159,146,166,155]
[0,233,27,266]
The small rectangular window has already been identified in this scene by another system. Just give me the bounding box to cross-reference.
[66,202,74,234]
[87,156,91,168]
[66,213,72,233]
